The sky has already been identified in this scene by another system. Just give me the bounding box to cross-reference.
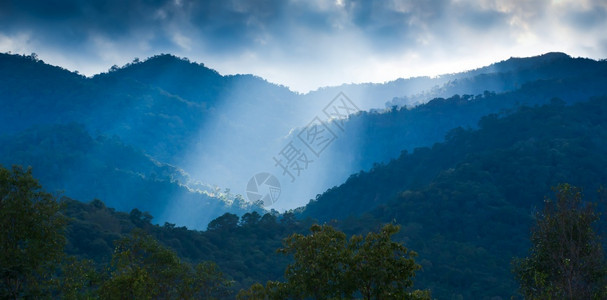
[0,0,606,93]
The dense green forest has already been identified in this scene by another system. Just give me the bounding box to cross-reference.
[333,65,607,175]
[2,52,606,227]
[4,0,607,297]
[3,94,607,298]
[2,52,607,298]
[0,52,297,227]
[0,122,265,228]
[3,173,605,299]
[302,96,607,298]
[2,166,434,299]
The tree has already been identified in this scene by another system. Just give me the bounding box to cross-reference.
[55,256,102,299]
[241,211,261,227]
[100,229,191,299]
[236,282,267,300]
[268,224,429,299]
[278,224,350,299]
[100,229,233,299]
[190,261,233,299]
[0,165,67,298]
[348,224,429,299]
[207,213,239,231]
[513,184,607,299]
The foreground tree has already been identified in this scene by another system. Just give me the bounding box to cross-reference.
[0,165,67,298]
[348,224,430,299]
[190,261,234,299]
[236,282,267,300]
[100,229,188,299]
[55,256,102,299]
[240,224,430,299]
[100,229,233,299]
[513,184,607,299]
[279,224,350,299]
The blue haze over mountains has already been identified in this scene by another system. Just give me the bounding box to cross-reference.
[1,51,606,229]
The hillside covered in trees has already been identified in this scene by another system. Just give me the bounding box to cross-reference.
[3,92,607,298]
[2,52,607,226]
[3,0,607,296]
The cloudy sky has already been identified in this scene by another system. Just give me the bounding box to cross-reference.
[1,0,606,92]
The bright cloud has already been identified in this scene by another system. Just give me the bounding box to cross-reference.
[0,0,605,92]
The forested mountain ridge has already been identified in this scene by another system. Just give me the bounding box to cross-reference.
[60,196,310,293]
[1,52,606,229]
[0,53,296,163]
[0,53,291,227]
[0,123,265,227]
[36,94,607,299]
[323,66,607,189]
[309,52,607,108]
[300,96,607,298]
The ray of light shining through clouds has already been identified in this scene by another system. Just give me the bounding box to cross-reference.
[0,0,605,93]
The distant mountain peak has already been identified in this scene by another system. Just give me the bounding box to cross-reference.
[139,53,203,68]
[456,52,577,78]
[505,52,571,63]
[102,53,218,76]
[538,52,570,58]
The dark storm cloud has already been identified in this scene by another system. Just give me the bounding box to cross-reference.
[1,0,605,91]
[0,0,173,49]
[0,0,486,54]
[0,0,339,55]
[567,5,607,30]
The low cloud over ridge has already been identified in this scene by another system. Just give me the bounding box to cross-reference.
[1,0,606,92]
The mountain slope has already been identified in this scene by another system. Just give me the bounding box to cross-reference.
[2,52,606,228]
[300,96,607,298]
[59,95,607,299]
[0,123,265,228]
[302,65,607,212]
[308,52,605,109]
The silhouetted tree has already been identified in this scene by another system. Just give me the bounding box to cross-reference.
[513,184,607,299]
[0,165,67,298]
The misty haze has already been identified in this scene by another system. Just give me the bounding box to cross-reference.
[2,0,607,299]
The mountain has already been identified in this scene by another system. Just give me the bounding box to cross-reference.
[294,54,607,210]
[0,53,309,219]
[3,50,607,297]
[60,196,313,293]
[1,52,606,228]
[299,96,607,298]
[59,95,607,299]
[308,52,604,109]
[0,53,298,227]
[0,123,265,228]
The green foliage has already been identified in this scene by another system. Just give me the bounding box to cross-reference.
[279,224,351,299]
[53,95,607,299]
[236,283,267,300]
[3,52,607,299]
[61,199,312,294]
[347,224,426,299]
[99,229,233,299]
[0,167,237,300]
[264,224,429,299]
[100,229,188,299]
[54,256,102,299]
[190,261,234,299]
[0,165,67,298]
[299,96,607,298]
[207,213,240,231]
[513,184,607,299]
